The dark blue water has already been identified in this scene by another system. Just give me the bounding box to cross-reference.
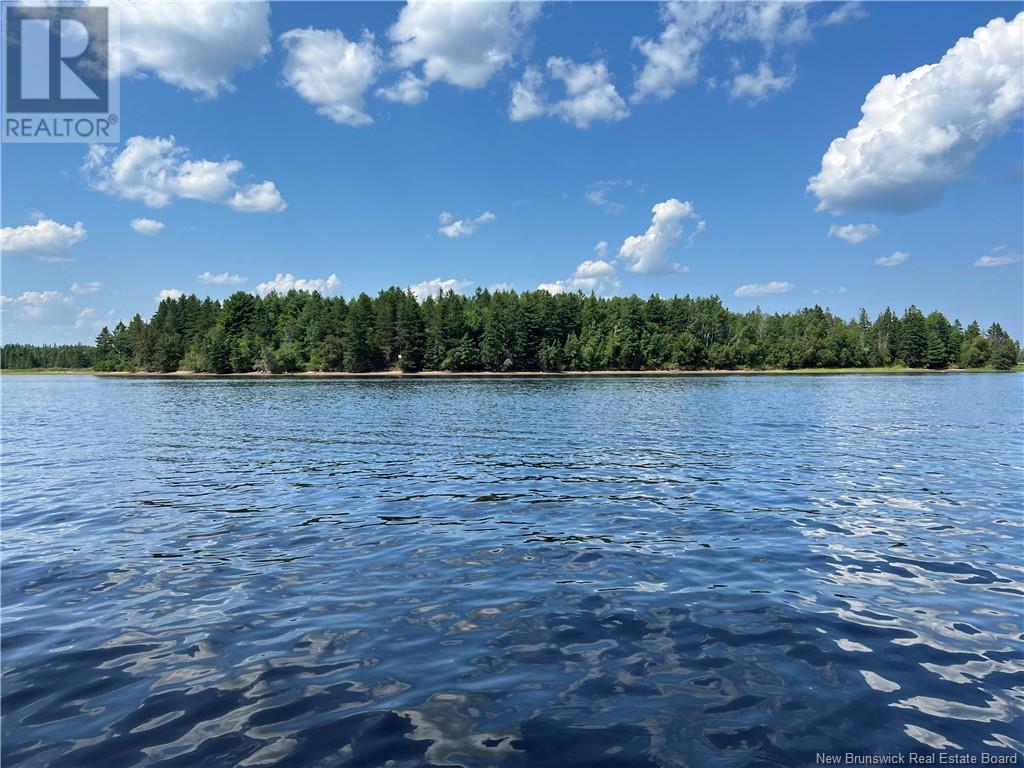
[2,374,1022,767]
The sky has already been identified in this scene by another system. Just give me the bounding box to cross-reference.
[2,0,1023,344]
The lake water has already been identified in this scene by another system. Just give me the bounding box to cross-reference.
[2,374,1022,767]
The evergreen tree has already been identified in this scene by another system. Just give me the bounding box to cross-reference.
[900,306,928,367]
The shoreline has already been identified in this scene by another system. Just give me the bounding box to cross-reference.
[3,367,1020,378]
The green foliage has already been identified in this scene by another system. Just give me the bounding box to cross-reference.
[3,289,1019,374]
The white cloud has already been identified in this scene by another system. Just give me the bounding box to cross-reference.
[198,271,247,285]
[822,2,867,27]
[974,245,1022,267]
[508,58,630,128]
[256,273,340,297]
[547,57,629,128]
[84,136,286,213]
[227,181,287,213]
[594,240,609,259]
[156,288,185,302]
[408,277,473,301]
[281,28,381,127]
[539,259,620,296]
[828,223,879,244]
[438,211,496,239]
[584,180,640,214]
[489,282,516,293]
[388,1,539,99]
[377,71,429,105]
[1,217,86,257]
[631,1,717,103]
[508,66,547,121]
[631,1,814,104]
[734,281,795,297]
[809,12,1024,213]
[730,61,795,103]
[71,281,103,295]
[130,217,164,235]
[874,251,909,268]
[109,0,271,98]
[0,290,73,320]
[73,307,98,331]
[618,198,703,274]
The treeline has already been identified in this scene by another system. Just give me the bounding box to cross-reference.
[1,288,1020,373]
[0,343,96,370]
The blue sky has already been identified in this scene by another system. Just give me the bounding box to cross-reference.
[2,1,1022,344]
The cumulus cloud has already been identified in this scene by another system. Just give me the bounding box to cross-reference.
[874,251,909,268]
[408,277,473,301]
[438,211,496,239]
[974,245,1022,267]
[228,181,287,213]
[256,273,340,297]
[1,216,86,258]
[828,223,879,244]
[281,28,381,126]
[0,290,73,320]
[618,198,704,274]
[84,136,286,213]
[198,271,247,285]
[593,240,609,259]
[809,12,1024,214]
[377,71,429,105]
[508,58,630,128]
[631,1,816,104]
[734,280,794,297]
[508,66,547,121]
[156,288,185,302]
[549,58,629,128]
[109,0,271,98]
[70,281,103,295]
[730,61,795,103]
[130,217,164,235]
[387,1,539,101]
[539,258,620,296]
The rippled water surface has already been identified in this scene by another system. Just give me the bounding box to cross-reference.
[2,374,1023,767]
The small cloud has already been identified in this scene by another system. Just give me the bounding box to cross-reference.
[509,58,630,129]
[71,281,103,295]
[256,273,340,297]
[584,180,639,214]
[84,135,286,213]
[734,281,794,297]
[156,288,185,302]
[539,258,620,296]
[594,240,609,259]
[874,251,909,268]
[377,71,428,105]
[408,277,473,301]
[730,62,795,104]
[1,217,86,258]
[828,223,879,244]
[438,211,495,239]
[618,198,703,274]
[227,181,287,213]
[130,217,165,236]
[198,271,247,285]
[974,245,1022,268]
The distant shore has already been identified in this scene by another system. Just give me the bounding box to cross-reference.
[3,366,1021,378]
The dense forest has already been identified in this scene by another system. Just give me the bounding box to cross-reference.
[2,288,1021,373]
